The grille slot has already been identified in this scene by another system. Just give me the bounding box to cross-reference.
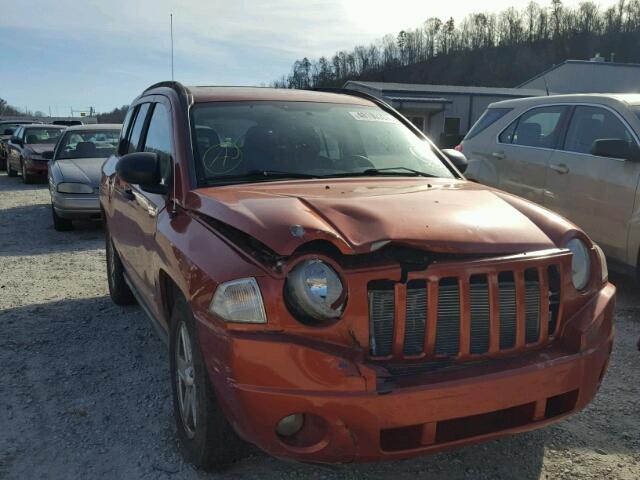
[435,279,460,357]
[404,281,427,356]
[368,288,395,357]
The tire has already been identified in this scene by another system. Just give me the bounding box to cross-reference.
[105,228,135,305]
[170,295,249,471]
[7,160,17,177]
[21,161,35,184]
[51,204,73,231]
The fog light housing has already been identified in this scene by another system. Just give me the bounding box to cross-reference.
[276,414,304,437]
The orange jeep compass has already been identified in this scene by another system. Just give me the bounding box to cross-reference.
[100,82,615,470]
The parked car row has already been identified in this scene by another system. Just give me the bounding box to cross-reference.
[96,83,613,470]
[1,121,121,230]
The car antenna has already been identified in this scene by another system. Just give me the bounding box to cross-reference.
[543,74,550,96]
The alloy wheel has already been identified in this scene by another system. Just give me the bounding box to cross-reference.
[176,322,197,438]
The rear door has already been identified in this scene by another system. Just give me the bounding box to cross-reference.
[492,105,570,205]
[109,102,152,291]
[110,99,173,311]
[544,105,640,260]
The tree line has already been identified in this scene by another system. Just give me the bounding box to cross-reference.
[273,0,640,89]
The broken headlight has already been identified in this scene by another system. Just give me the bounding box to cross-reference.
[285,259,346,323]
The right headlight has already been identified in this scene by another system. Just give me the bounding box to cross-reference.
[593,244,608,284]
[566,238,591,291]
[285,259,346,323]
[57,182,94,194]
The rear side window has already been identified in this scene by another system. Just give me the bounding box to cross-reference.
[465,108,512,140]
[499,106,567,148]
[563,106,634,154]
[127,103,151,153]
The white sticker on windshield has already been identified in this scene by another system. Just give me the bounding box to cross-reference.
[349,111,397,123]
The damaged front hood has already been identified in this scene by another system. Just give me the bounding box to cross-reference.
[187,178,558,256]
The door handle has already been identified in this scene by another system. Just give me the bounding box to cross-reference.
[550,163,569,174]
[491,152,505,159]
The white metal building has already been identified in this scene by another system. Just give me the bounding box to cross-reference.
[344,81,545,146]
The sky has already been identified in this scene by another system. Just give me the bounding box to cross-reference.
[0,0,605,114]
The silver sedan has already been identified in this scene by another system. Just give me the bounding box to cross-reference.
[47,124,121,230]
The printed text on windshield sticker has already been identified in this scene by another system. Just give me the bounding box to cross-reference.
[349,111,397,123]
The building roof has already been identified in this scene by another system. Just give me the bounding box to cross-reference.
[345,81,546,98]
[517,59,640,88]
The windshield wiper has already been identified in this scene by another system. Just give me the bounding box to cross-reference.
[328,167,436,178]
[207,169,321,184]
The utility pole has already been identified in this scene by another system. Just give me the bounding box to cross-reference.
[170,13,175,81]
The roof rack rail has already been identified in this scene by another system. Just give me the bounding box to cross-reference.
[143,81,190,99]
[309,87,394,110]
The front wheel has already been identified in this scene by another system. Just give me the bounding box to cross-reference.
[51,204,73,231]
[7,160,17,177]
[21,161,34,184]
[170,296,249,471]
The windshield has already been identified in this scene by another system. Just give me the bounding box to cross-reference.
[57,130,119,159]
[24,128,64,144]
[191,101,454,184]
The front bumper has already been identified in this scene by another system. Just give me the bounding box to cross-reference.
[199,282,615,463]
[25,159,49,175]
[51,191,100,219]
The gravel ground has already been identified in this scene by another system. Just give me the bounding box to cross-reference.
[0,172,638,480]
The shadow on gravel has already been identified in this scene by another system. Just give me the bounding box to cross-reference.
[0,296,549,479]
[0,203,103,256]
[0,173,48,192]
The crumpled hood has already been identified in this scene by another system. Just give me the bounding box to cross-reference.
[54,158,104,187]
[187,178,567,256]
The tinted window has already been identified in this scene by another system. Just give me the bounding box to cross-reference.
[119,107,135,154]
[127,103,150,153]
[564,106,634,155]
[56,130,120,159]
[499,120,517,143]
[192,101,454,184]
[467,108,512,140]
[511,106,566,148]
[143,103,173,185]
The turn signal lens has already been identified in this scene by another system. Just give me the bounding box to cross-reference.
[593,244,608,284]
[209,277,267,323]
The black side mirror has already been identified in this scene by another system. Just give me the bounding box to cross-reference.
[42,151,54,160]
[116,152,168,194]
[441,148,468,173]
[591,139,640,161]
[11,136,22,146]
[3,128,14,136]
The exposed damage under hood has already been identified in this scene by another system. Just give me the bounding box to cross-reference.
[185,178,573,261]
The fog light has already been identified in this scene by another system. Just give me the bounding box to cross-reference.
[276,414,304,437]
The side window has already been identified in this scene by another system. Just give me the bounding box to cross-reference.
[143,103,173,186]
[499,119,517,144]
[511,106,566,148]
[127,103,151,154]
[118,107,136,154]
[467,108,512,140]
[12,127,22,141]
[563,106,634,155]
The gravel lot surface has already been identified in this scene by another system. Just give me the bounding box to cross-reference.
[0,172,638,480]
